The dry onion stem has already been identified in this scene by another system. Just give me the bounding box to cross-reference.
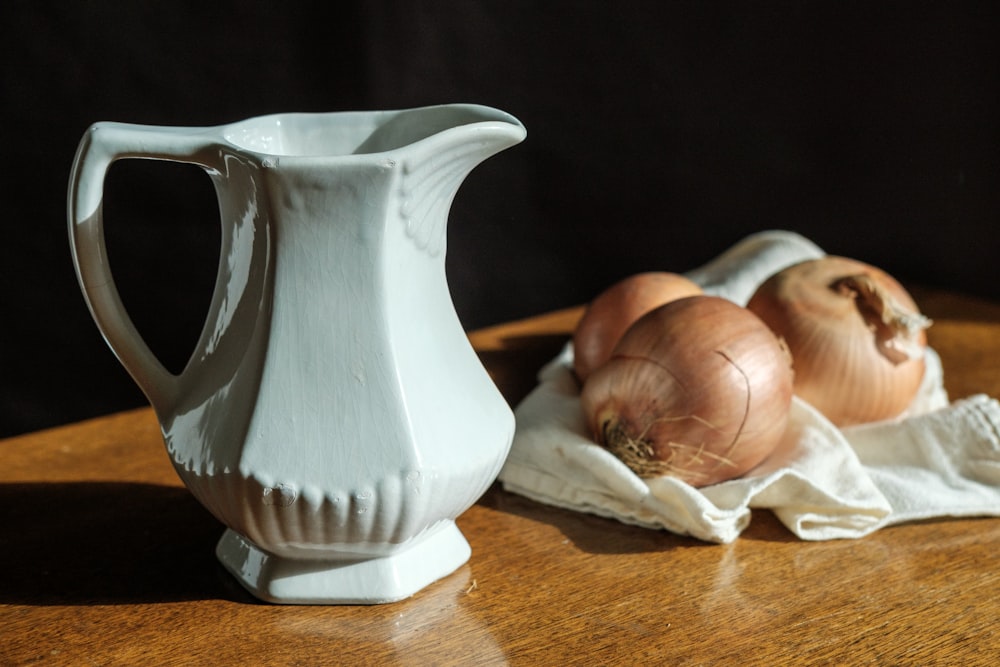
[573,272,702,382]
[747,256,931,426]
[580,296,793,487]
[831,273,930,364]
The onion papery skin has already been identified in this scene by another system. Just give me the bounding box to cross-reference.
[580,295,794,488]
[573,272,702,382]
[746,256,929,427]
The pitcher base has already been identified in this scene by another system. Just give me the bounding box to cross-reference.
[215,521,471,604]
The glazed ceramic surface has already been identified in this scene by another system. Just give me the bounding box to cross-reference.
[68,104,525,604]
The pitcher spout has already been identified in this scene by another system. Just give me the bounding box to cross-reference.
[354,103,526,157]
[380,105,524,256]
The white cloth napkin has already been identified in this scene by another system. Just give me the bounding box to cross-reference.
[498,230,1000,542]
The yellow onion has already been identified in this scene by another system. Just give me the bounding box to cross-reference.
[573,272,702,382]
[746,256,931,426]
[580,295,794,487]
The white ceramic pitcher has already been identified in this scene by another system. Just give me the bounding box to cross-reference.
[68,104,525,604]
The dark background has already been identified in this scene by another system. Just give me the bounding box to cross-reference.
[2,1,998,437]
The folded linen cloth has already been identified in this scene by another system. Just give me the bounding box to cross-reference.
[498,230,1000,542]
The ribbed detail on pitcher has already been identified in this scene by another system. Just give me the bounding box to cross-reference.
[173,443,510,561]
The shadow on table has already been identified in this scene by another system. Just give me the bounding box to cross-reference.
[0,481,259,605]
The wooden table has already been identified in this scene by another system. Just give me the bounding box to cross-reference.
[2,288,998,665]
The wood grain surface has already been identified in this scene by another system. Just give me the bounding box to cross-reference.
[1,287,998,665]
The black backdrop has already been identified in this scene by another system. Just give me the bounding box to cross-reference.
[3,0,998,437]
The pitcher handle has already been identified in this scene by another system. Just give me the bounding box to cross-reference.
[67,122,220,411]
